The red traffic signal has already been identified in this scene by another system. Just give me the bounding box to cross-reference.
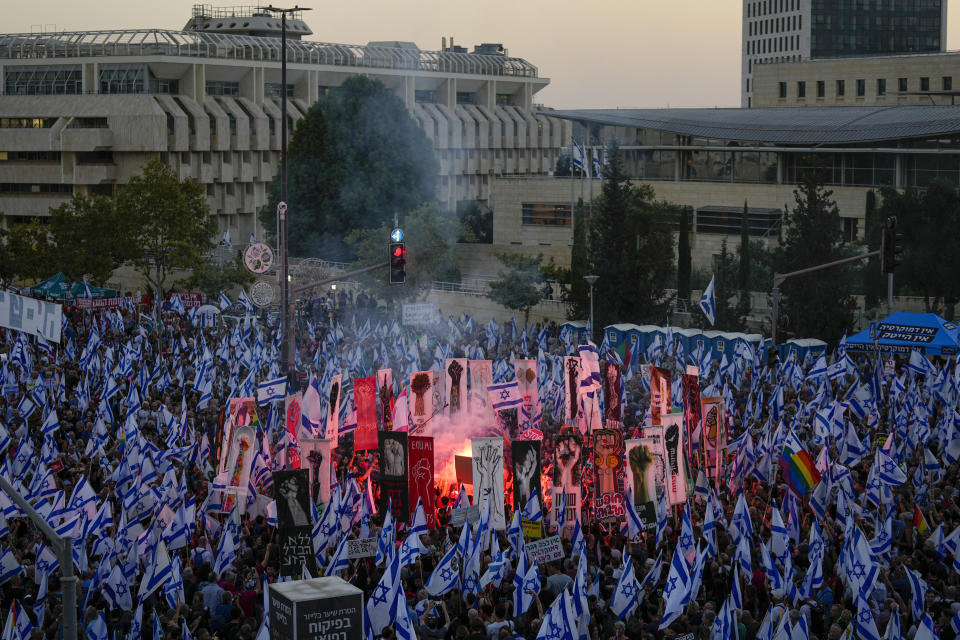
[389,242,406,284]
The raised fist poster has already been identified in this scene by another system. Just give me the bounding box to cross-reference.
[353,376,378,452]
[602,362,623,427]
[661,412,688,506]
[408,436,436,528]
[701,397,726,485]
[284,393,303,469]
[471,437,505,530]
[592,428,625,523]
[563,357,582,424]
[379,431,409,522]
[468,360,493,416]
[409,371,434,430]
[625,438,658,531]
[682,373,702,469]
[326,374,342,444]
[377,369,393,431]
[299,438,332,505]
[511,440,542,511]
[445,359,467,419]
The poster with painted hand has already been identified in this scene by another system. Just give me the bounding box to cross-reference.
[552,431,582,536]
[409,371,434,431]
[377,369,393,431]
[284,393,303,468]
[468,360,493,417]
[299,438,332,505]
[408,436,437,528]
[445,359,467,419]
[326,374,342,444]
[625,438,658,531]
[661,412,688,506]
[511,440,542,512]
[593,429,625,523]
[563,357,582,424]
[273,468,317,578]
[379,431,409,522]
[700,397,725,484]
[353,376,378,451]
[649,367,671,426]
[471,437,505,530]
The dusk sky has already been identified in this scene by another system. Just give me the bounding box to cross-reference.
[11,0,960,109]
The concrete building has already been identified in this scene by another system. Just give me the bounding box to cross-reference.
[753,50,960,107]
[478,105,960,280]
[742,0,947,107]
[0,5,570,240]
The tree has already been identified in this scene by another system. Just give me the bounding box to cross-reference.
[3,222,51,283]
[117,158,216,296]
[862,189,884,310]
[45,194,130,283]
[486,253,551,328]
[346,203,460,306]
[176,251,254,298]
[565,199,589,319]
[697,239,741,331]
[457,201,493,244]
[260,75,438,261]
[775,169,857,343]
[879,182,960,318]
[677,207,691,303]
[736,201,752,322]
[586,146,674,329]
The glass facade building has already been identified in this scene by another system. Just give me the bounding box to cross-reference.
[810,0,944,57]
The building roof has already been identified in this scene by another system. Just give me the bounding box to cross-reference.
[547,105,960,144]
[0,29,539,79]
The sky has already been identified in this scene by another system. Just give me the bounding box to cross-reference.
[10,0,960,109]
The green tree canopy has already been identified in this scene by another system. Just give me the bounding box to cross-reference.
[879,181,960,318]
[775,170,857,343]
[117,158,215,296]
[261,75,439,261]
[45,194,131,283]
[486,253,551,327]
[176,251,254,298]
[585,147,675,329]
[346,204,459,306]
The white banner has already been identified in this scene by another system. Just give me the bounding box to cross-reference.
[401,303,435,327]
[471,437,505,530]
[0,290,61,343]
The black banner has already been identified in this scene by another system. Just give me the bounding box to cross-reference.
[511,440,542,511]
[273,469,317,578]
[379,431,410,522]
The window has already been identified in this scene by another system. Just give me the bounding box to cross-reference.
[0,183,72,195]
[898,78,908,92]
[4,67,82,95]
[797,81,805,98]
[856,79,865,97]
[77,151,114,164]
[414,89,437,104]
[155,78,179,94]
[817,80,825,97]
[68,117,108,129]
[0,151,60,162]
[0,118,56,129]
[455,91,476,105]
[842,217,858,243]
[228,114,237,136]
[779,82,787,98]
[206,81,239,96]
[521,203,572,226]
[265,83,294,98]
[98,66,145,94]
[877,78,886,96]
[495,93,513,106]
[836,80,845,96]
[209,115,217,135]
[921,77,930,91]
[944,76,953,91]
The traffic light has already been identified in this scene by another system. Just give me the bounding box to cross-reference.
[880,216,903,274]
[389,242,406,284]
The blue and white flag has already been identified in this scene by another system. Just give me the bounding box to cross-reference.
[138,540,172,598]
[699,276,716,326]
[103,564,133,611]
[425,544,460,597]
[659,545,690,629]
[218,291,232,311]
[609,556,640,619]
[256,377,287,406]
[856,592,881,640]
[905,566,930,621]
[874,447,907,485]
[915,613,940,640]
[0,547,23,585]
[87,612,108,640]
[170,295,186,315]
[572,140,585,172]
[487,381,522,410]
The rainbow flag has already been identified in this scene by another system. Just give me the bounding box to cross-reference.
[914,505,930,535]
[778,432,821,496]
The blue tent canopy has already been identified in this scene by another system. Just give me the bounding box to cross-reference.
[846,312,960,356]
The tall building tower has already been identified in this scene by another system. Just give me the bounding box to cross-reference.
[742,0,947,107]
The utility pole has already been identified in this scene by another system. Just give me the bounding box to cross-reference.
[771,250,879,347]
[262,4,312,378]
[0,476,76,640]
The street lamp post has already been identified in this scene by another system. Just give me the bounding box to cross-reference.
[584,275,599,343]
[262,4,311,379]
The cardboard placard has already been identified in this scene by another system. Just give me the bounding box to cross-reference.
[522,518,543,540]
[347,537,377,559]
[527,536,564,564]
[450,505,480,526]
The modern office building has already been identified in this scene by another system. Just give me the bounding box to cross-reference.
[472,105,960,279]
[0,5,570,241]
[742,0,948,107]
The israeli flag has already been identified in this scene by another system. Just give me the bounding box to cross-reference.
[425,544,460,597]
[256,376,287,406]
[610,555,640,619]
[219,291,232,310]
[0,547,23,585]
[170,295,186,315]
[487,380,522,410]
[699,276,716,326]
[138,541,172,598]
[572,140,585,171]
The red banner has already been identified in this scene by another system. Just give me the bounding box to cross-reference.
[682,374,702,472]
[75,296,141,310]
[408,436,436,528]
[354,377,378,451]
[284,394,302,469]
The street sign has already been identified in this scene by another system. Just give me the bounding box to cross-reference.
[390,228,404,242]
